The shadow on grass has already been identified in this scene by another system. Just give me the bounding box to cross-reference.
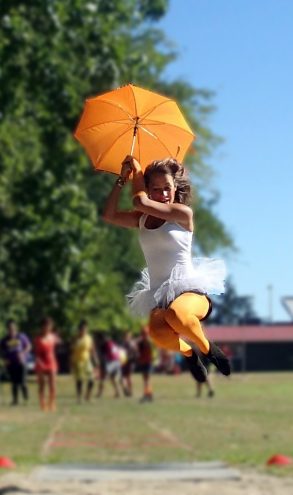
[0,486,50,495]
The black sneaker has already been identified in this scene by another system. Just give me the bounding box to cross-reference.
[206,342,231,376]
[185,351,207,383]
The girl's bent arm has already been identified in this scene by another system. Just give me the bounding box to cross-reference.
[102,166,141,228]
[133,192,193,230]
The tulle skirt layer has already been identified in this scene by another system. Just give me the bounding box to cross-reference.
[127,258,226,317]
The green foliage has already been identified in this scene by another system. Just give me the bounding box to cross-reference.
[0,0,233,336]
[209,279,260,325]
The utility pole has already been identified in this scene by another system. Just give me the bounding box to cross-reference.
[267,284,273,323]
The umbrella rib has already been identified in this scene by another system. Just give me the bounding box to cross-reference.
[139,99,173,121]
[138,125,157,138]
[96,125,133,167]
[92,98,135,120]
[142,119,194,137]
[129,85,138,119]
[77,120,132,134]
[139,125,174,157]
[139,124,193,141]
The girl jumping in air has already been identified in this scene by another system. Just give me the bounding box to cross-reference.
[103,156,231,382]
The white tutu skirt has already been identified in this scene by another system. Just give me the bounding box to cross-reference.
[127,258,226,317]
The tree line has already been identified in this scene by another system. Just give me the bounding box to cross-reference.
[0,0,245,336]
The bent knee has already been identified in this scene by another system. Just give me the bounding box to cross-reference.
[148,324,170,349]
[165,306,187,327]
[165,306,198,330]
[148,324,165,346]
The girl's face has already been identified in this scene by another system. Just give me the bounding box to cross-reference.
[147,173,176,204]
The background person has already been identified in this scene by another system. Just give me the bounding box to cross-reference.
[183,340,215,397]
[34,317,60,411]
[194,356,215,398]
[0,319,31,406]
[120,331,137,397]
[95,331,107,397]
[96,333,123,398]
[136,326,153,403]
[71,319,98,403]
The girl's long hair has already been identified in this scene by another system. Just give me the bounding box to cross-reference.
[143,158,191,205]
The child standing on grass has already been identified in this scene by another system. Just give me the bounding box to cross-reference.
[34,317,60,411]
[136,326,153,403]
[96,333,123,398]
[71,320,98,403]
[120,331,137,397]
[0,319,31,406]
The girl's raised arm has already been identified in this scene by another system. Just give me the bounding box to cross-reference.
[102,161,142,228]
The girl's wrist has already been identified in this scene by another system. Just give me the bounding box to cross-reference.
[133,165,142,174]
[116,175,127,188]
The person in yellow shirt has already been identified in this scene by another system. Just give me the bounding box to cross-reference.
[71,320,98,403]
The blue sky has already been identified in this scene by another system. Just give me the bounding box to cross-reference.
[159,0,293,322]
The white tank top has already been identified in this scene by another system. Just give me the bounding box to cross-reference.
[138,214,193,290]
[128,215,226,316]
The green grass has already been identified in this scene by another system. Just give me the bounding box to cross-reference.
[0,372,293,474]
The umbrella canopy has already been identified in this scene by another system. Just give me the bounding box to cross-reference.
[74,84,195,174]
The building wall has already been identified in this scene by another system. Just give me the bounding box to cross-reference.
[215,341,293,372]
[246,342,293,371]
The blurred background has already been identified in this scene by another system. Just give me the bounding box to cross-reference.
[1,1,293,483]
[0,0,292,336]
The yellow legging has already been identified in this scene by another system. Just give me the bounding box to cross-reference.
[149,292,210,357]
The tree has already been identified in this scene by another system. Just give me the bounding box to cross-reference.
[0,0,233,335]
[209,279,260,325]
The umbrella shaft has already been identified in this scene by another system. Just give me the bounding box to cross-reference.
[130,127,137,156]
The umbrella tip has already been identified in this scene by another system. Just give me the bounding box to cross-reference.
[118,82,134,88]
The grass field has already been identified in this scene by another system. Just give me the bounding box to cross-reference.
[0,371,293,474]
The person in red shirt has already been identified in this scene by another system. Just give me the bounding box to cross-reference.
[136,326,153,402]
[34,317,60,411]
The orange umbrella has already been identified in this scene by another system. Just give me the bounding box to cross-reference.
[74,84,195,174]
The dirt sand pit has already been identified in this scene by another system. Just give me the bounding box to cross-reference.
[1,469,293,495]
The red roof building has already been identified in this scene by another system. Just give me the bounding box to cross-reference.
[205,324,293,372]
[206,325,293,343]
